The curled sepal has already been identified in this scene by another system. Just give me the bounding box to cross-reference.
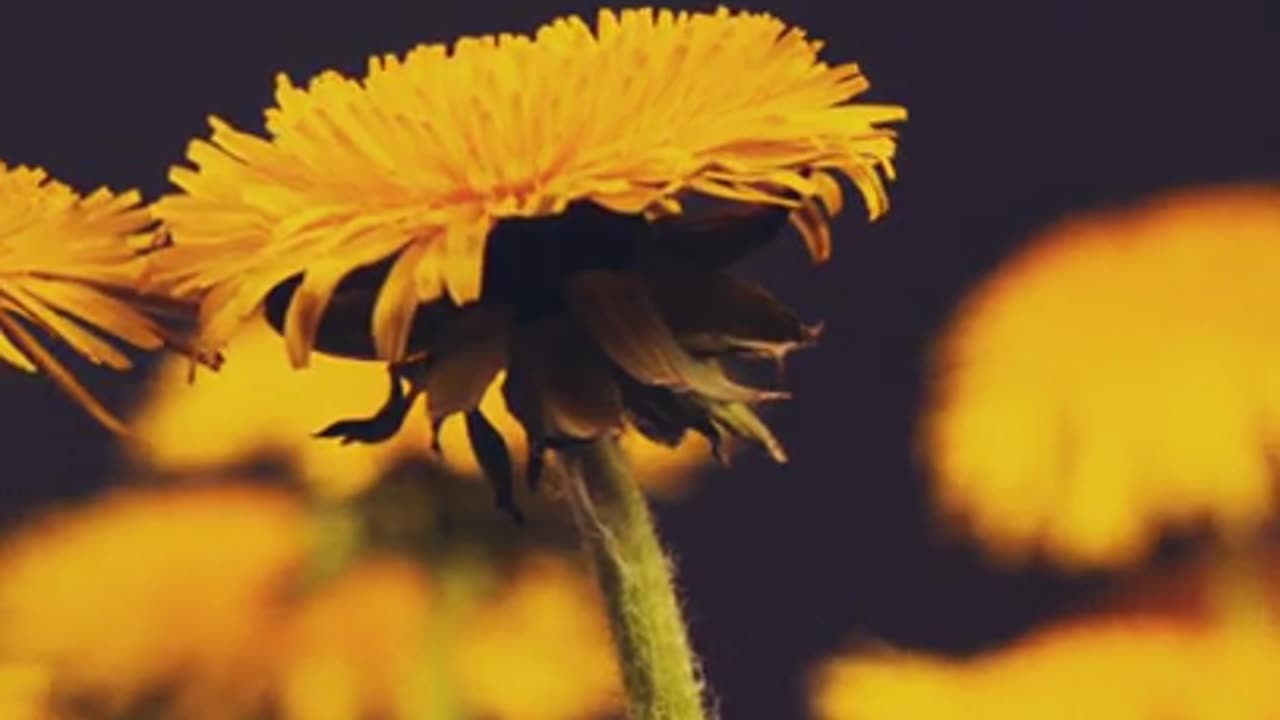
[506,316,626,441]
[418,306,510,423]
[615,375,714,449]
[646,264,821,364]
[568,271,785,404]
[465,408,522,523]
[703,399,788,464]
[313,364,415,445]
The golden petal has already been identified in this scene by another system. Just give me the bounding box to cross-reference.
[789,197,832,262]
[414,241,446,304]
[0,313,128,435]
[839,158,892,220]
[371,240,431,361]
[591,188,668,216]
[722,168,817,200]
[0,324,36,373]
[689,177,802,208]
[441,217,491,305]
[273,204,362,244]
[812,170,845,217]
[16,278,165,351]
[200,269,300,352]
[283,260,353,368]
[207,116,280,165]
[0,285,133,370]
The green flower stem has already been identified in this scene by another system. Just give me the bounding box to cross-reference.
[565,438,708,720]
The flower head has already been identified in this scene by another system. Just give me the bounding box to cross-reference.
[0,162,179,432]
[924,185,1280,567]
[150,7,903,511]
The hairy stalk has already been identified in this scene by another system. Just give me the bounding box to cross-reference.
[565,438,708,720]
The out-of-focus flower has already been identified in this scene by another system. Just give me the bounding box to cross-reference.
[150,7,903,513]
[0,484,624,719]
[813,543,1280,720]
[454,555,621,720]
[129,317,713,500]
[924,185,1280,567]
[0,484,304,717]
[0,162,177,433]
[811,615,1280,720]
[0,663,52,720]
[276,560,436,720]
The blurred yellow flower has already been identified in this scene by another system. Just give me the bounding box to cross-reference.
[0,484,625,719]
[924,185,1280,567]
[454,555,622,720]
[129,316,712,500]
[0,663,52,720]
[277,560,436,720]
[0,484,304,717]
[0,162,173,433]
[811,616,1280,720]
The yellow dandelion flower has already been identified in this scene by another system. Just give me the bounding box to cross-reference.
[454,555,622,720]
[811,612,1280,720]
[0,162,180,433]
[924,185,1280,568]
[150,6,903,516]
[130,316,712,500]
[0,484,305,717]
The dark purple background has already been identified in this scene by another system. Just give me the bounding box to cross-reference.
[2,1,1277,717]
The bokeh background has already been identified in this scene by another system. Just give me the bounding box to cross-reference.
[1,1,1277,718]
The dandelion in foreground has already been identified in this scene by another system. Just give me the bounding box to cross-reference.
[0,162,188,433]
[924,185,1280,568]
[151,7,903,717]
